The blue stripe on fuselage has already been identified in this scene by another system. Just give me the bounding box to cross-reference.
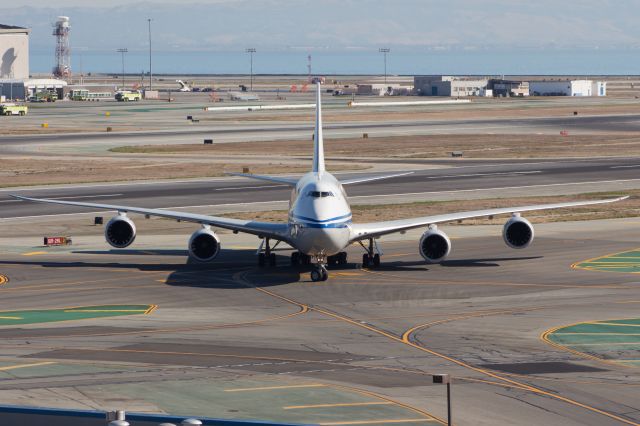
[292,213,352,223]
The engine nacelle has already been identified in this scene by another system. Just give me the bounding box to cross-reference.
[419,226,451,263]
[503,214,534,249]
[104,215,136,248]
[188,227,221,262]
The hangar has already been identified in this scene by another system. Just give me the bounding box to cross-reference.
[0,24,30,80]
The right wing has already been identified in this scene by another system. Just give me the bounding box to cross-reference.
[339,172,413,186]
[350,196,629,241]
[11,195,290,241]
[226,172,298,186]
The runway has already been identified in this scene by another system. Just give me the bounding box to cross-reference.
[2,113,640,150]
[2,156,640,219]
[0,219,639,425]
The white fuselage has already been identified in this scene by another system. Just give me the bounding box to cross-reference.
[288,171,352,257]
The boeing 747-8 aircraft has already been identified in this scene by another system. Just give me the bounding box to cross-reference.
[13,83,627,281]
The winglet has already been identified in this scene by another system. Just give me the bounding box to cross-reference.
[312,82,325,174]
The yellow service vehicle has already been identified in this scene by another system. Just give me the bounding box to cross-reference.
[0,103,28,116]
[115,91,141,101]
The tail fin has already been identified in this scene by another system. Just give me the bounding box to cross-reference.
[312,82,325,173]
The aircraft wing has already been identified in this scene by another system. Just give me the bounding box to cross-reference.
[349,196,628,241]
[339,172,413,185]
[226,173,298,186]
[11,195,290,241]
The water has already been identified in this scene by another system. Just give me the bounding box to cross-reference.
[29,49,640,76]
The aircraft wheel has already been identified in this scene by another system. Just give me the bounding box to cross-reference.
[321,266,329,281]
[310,268,323,282]
[269,253,276,267]
[339,252,348,265]
[258,253,265,267]
[291,252,300,266]
[362,253,371,268]
[373,253,381,267]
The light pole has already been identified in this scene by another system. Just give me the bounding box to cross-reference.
[117,48,128,89]
[379,47,390,85]
[246,48,256,91]
[147,18,152,90]
[433,374,452,426]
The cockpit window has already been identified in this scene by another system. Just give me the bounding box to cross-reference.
[307,191,334,198]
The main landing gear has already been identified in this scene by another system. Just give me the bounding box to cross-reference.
[360,238,382,268]
[257,238,279,267]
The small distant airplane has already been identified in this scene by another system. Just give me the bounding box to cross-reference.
[12,82,628,282]
[229,91,260,101]
[176,80,192,92]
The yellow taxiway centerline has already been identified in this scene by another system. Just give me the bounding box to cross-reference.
[21,251,48,256]
[225,384,327,392]
[0,361,56,371]
[319,419,435,425]
[284,401,393,410]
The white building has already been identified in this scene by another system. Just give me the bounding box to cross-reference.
[530,80,606,97]
[0,78,67,100]
[414,75,488,97]
[0,24,30,80]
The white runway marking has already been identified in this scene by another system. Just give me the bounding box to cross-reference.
[426,171,541,179]
[0,194,123,204]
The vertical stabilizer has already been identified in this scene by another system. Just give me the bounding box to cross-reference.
[312,82,325,173]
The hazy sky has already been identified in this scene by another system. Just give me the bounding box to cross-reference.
[3,0,639,51]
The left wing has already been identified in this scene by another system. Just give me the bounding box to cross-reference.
[350,196,629,241]
[11,195,289,241]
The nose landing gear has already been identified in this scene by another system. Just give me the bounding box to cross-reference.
[311,264,329,282]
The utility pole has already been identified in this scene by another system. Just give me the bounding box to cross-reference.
[379,47,390,85]
[117,48,128,89]
[246,48,256,91]
[147,18,152,90]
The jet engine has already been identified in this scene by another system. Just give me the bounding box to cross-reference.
[188,227,221,262]
[105,215,136,248]
[503,214,534,249]
[419,226,451,263]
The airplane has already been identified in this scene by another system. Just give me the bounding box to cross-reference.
[12,82,628,282]
[229,91,260,101]
[176,80,192,92]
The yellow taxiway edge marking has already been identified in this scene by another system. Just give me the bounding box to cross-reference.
[0,361,56,371]
[145,305,158,314]
[21,251,48,256]
[284,401,394,410]
[0,275,8,285]
[590,322,640,328]
[554,332,640,336]
[319,419,434,425]
[0,316,21,320]
[566,342,640,346]
[225,384,326,392]
[63,309,147,313]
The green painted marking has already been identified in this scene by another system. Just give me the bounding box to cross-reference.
[0,305,154,326]
[548,318,640,367]
[574,249,640,274]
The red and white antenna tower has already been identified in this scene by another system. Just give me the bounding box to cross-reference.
[52,16,71,79]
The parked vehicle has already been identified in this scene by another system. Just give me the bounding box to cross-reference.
[0,103,28,116]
